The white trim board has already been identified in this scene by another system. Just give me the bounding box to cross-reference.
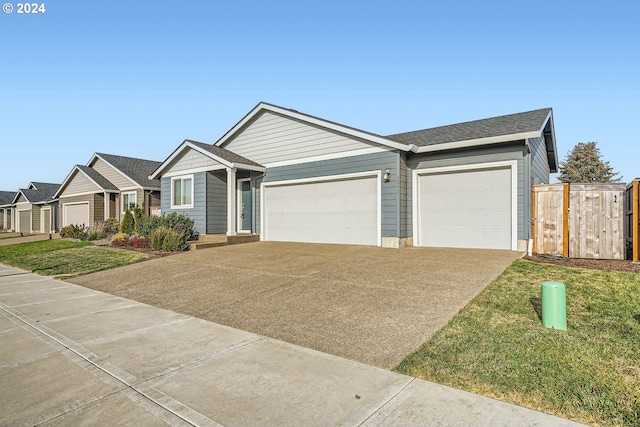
[264,147,391,169]
[412,160,518,250]
[260,170,382,247]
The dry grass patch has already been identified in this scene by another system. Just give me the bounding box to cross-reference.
[396,260,640,427]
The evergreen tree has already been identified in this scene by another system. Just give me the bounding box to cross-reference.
[120,209,135,235]
[557,142,621,183]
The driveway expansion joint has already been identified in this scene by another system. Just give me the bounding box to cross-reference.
[1,301,218,427]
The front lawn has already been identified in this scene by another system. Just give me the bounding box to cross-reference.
[396,260,639,427]
[0,240,152,277]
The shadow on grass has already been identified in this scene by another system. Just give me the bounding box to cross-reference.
[530,297,542,321]
[634,314,640,324]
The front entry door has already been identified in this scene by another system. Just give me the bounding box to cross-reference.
[239,179,252,232]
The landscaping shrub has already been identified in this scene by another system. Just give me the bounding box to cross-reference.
[162,229,189,252]
[120,210,135,234]
[150,227,189,251]
[132,236,151,249]
[103,218,120,235]
[110,232,129,248]
[60,224,88,240]
[135,214,162,238]
[151,227,171,250]
[138,212,196,241]
[133,205,144,233]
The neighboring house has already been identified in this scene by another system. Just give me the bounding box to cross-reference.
[150,102,557,250]
[12,182,61,234]
[0,191,16,231]
[54,153,162,229]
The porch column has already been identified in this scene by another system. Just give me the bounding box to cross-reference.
[226,167,237,236]
[104,192,110,221]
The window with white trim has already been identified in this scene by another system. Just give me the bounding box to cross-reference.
[122,192,136,212]
[171,175,193,209]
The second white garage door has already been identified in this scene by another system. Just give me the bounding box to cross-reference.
[63,203,90,227]
[415,165,514,250]
[262,174,379,246]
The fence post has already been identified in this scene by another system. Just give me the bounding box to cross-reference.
[563,184,570,257]
[634,181,639,262]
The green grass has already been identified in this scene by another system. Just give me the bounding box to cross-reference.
[0,240,151,277]
[396,260,640,427]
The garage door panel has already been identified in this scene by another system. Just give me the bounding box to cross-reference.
[418,167,512,250]
[63,203,89,227]
[264,176,378,246]
[19,211,30,233]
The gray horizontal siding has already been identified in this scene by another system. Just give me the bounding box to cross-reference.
[223,111,379,165]
[61,170,101,195]
[206,171,227,234]
[91,158,136,189]
[161,172,207,235]
[259,150,401,238]
[529,137,551,185]
[165,147,219,174]
[406,142,526,239]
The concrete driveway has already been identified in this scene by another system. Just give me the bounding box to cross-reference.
[69,242,522,369]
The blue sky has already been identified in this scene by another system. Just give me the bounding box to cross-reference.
[1,0,638,191]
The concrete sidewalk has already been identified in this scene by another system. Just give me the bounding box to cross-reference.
[0,265,584,427]
[0,233,60,246]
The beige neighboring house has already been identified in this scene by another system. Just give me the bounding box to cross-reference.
[54,153,162,229]
[12,182,61,234]
[0,191,17,231]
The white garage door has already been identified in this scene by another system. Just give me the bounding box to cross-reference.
[63,203,89,227]
[263,175,379,246]
[416,167,513,249]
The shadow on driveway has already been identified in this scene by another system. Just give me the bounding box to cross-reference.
[68,242,522,369]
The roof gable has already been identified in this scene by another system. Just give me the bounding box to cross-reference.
[89,153,162,189]
[150,140,265,179]
[13,183,60,204]
[54,165,119,198]
[215,102,410,152]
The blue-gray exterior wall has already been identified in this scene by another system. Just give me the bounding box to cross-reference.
[206,171,227,234]
[160,172,207,235]
[257,150,401,237]
[529,136,551,185]
[406,141,527,240]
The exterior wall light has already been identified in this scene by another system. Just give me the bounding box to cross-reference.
[383,169,391,183]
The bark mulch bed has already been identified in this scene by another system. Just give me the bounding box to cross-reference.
[525,254,640,273]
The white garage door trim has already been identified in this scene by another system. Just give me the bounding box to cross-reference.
[40,207,52,233]
[412,160,518,250]
[63,202,90,227]
[261,170,382,246]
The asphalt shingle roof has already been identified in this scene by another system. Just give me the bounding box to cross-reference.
[387,108,552,147]
[0,191,16,206]
[18,183,60,203]
[76,165,118,191]
[187,140,264,168]
[95,153,162,189]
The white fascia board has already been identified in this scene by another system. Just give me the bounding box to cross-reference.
[160,164,227,178]
[215,102,411,152]
[149,141,235,180]
[264,147,390,169]
[11,190,27,204]
[233,163,266,172]
[411,131,541,153]
[55,166,106,199]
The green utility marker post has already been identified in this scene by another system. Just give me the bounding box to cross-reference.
[541,281,567,331]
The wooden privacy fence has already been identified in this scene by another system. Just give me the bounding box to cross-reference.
[625,180,639,261]
[532,183,626,260]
